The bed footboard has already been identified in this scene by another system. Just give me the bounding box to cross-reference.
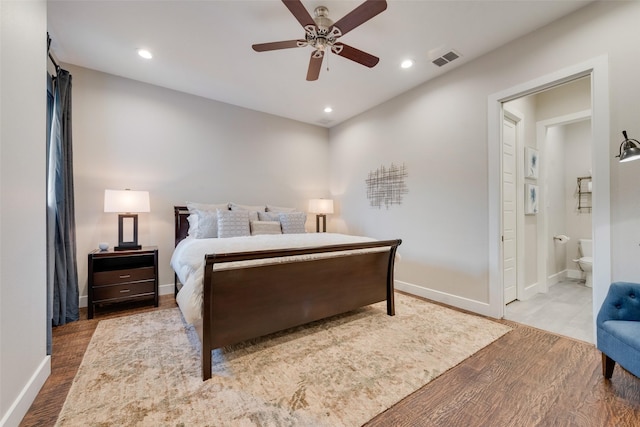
[200,239,401,380]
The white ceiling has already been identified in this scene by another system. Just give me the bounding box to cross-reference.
[47,0,592,128]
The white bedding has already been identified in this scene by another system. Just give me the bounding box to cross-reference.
[171,233,390,324]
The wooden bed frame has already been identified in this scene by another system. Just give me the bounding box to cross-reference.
[173,206,402,380]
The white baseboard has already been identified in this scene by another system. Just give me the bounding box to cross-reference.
[566,269,584,280]
[395,280,496,318]
[0,356,50,427]
[79,283,175,308]
[159,283,175,296]
[521,281,541,300]
[547,270,567,288]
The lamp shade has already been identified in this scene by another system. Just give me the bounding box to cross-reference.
[308,199,334,214]
[619,145,640,163]
[617,130,640,163]
[104,189,150,213]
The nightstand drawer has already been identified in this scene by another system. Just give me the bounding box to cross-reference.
[93,266,155,286]
[93,280,156,302]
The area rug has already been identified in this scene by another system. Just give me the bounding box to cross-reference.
[56,293,511,427]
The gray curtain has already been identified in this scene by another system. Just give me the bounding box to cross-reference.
[46,74,54,354]
[48,68,79,329]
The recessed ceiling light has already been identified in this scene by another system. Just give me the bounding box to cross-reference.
[400,59,414,69]
[137,49,153,59]
[324,106,333,113]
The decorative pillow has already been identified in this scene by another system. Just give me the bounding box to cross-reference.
[186,202,229,238]
[250,221,282,236]
[217,209,250,238]
[279,212,307,234]
[258,211,281,222]
[266,204,297,213]
[230,203,265,222]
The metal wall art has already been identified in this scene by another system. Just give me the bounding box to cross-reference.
[365,163,408,209]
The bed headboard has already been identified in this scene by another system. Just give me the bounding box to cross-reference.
[174,206,189,247]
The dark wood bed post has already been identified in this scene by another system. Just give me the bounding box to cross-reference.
[387,243,400,316]
[202,261,214,380]
[174,206,189,297]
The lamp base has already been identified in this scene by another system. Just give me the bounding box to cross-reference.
[116,213,141,251]
[315,214,327,233]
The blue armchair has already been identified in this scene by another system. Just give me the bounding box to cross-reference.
[596,281,640,379]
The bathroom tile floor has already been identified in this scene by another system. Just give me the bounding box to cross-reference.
[504,278,593,343]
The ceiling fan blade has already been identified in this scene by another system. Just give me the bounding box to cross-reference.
[332,0,387,37]
[333,43,379,68]
[282,0,315,28]
[252,40,306,52]
[306,50,324,81]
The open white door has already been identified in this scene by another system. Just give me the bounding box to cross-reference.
[503,115,518,304]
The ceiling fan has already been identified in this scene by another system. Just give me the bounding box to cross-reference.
[252,0,387,81]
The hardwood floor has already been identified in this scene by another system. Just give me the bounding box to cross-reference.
[21,294,640,427]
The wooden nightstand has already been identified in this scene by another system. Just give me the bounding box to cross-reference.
[87,246,158,319]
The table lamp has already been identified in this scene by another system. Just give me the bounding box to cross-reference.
[308,198,334,232]
[104,189,150,250]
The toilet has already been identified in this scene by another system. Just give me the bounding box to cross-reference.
[577,239,593,288]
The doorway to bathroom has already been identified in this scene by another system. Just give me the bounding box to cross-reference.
[501,76,595,343]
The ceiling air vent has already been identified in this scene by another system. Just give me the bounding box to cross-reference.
[432,50,460,67]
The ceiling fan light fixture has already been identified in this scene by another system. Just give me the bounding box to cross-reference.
[313,6,333,30]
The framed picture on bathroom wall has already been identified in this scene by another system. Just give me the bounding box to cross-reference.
[525,183,539,215]
[525,146,539,179]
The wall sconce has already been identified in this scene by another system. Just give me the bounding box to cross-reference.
[104,189,150,251]
[308,198,334,232]
[616,130,640,163]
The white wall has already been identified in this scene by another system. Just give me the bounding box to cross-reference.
[0,1,50,426]
[545,125,568,279]
[330,1,640,314]
[564,120,593,270]
[68,65,330,301]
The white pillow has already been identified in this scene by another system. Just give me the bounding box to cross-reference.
[258,211,281,222]
[266,204,297,213]
[279,212,307,234]
[193,209,218,238]
[250,221,282,236]
[230,202,266,212]
[230,202,264,222]
[186,202,229,238]
[217,209,250,238]
[187,202,229,212]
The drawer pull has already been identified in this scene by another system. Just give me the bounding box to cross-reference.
[120,289,130,293]
[119,274,131,279]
